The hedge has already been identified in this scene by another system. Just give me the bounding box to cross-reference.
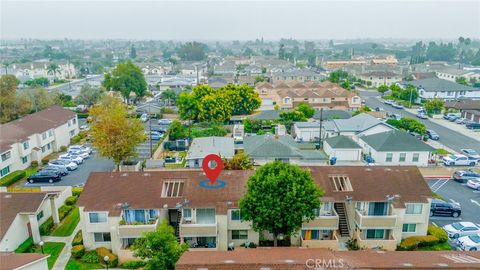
[65,196,78,206]
[120,260,147,269]
[0,170,26,186]
[96,247,118,267]
[59,205,74,221]
[398,235,439,250]
[72,187,83,197]
[77,113,89,119]
[39,217,54,236]
[71,245,85,258]
[41,157,50,165]
[81,250,99,263]
[428,225,448,243]
[72,230,83,246]
[15,237,34,253]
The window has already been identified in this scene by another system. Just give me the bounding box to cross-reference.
[0,166,10,177]
[21,156,28,164]
[412,153,419,162]
[403,224,416,233]
[89,212,107,223]
[73,118,76,124]
[231,230,248,240]
[37,211,44,221]
[231,209,241,221]
[196,208,215,224]
[301,229,324,240]
[48,129,53,137]
[330,175,353,191]
[23,141,29,150]
[94,232,111,242]
[161,181,185,197]
[68,120,72,127]
[386,153,393,162]
[70,130,75,137]
[399,153,406,162]
[406,204,423,214]
[183,208,192,220]
[41,146,46,153]
[42,132,47,140]
[366,229,385,239]
[47,143,51,150]
[1,151,11,162]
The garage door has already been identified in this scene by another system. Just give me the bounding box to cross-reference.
[333,149,360,161]
[260,98,274,111]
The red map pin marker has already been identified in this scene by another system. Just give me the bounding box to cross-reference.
[202,154,224,185]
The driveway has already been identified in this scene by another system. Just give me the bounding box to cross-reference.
[360,90,480,154]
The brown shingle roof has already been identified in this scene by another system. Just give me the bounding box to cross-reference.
[0,106,76,153]
[0,193,48,240]
[445,100,480,110]
[0,252,48,270]
[176,248,480,270]
[78,166,430,216]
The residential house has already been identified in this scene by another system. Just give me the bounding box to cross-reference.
[0,106,79,177]
[0,252,49,270]
[243,134,327,165]
[78,165,432,263]
[256,81,361,111]
[137,63,172,75]
[323,135,362,161]
[445,100,480,123]
[358,71,402,87]
[157,76,197,91]
[358,130,435,167]
[321,60,367,70]
[186,137,234,168]
[7,61,76,81]
[270,69,325,83]
[399,78,480,101]
[0,187,72,252]
[434,66,480,83]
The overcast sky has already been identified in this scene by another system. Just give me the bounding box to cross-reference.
[1,0,479,40]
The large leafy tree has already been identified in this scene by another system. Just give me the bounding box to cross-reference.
[75,84,105,106]
[240,161,323,246]
[160,89,177,106]
[197,92,232,122]
[223,84,261,115]
[133,220,188,270]
[223,152,253,170]
[168,120,187,141]
[102,61,147,103]
[377,85,389,96]
[177,42,207,61]
[296,103,315,119]
[0,75,18,123]
[89,96,146,169]
[424,98,444,115]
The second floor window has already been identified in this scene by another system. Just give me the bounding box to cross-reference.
[196,208,215,224]
[23,141,29,150]
[48,129,53,137]
[89,212,108,223]
[231,209,241,221]
[406,204,423,214]
[42,132,47,140]
[1,151,11,161]
[183,208,192,220]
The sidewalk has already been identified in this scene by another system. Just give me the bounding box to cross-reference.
[42,222,81,270]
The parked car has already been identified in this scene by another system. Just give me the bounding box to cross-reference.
[443,113,459,120]
[58,155,83,165]
[416,113,428,119]
[455,118,467,124]
[158,119,173,125]
[426,129,440,140]
[68,149,90,159]
[442,154,478,166]
[48,160,78,171]
[466,122,480,130]
[448,115,459,122]
[457,234,480,251]
[461,149,480,160]
[149,131,163,140]
[69,144,92,154]
[467,179,480,190]
[383,100,394,105]
[443,222,480,239]
[140,113,149,122]
[452,170,480,183]
[417,107,426,113]
[392,102,404,109]
[374,107,383,112]
[27,171,62,184]
[388,113,402,120]
[430,199,461,218]
[39,166,68,176]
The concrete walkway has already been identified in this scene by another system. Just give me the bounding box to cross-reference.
[41,222,81,270]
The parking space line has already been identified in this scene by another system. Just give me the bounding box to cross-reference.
[431,179,449,192]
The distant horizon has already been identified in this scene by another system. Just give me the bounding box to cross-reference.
[1,1,479,40]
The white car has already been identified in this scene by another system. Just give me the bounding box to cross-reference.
[58,155,83,165]
[443,222,480,239]
[442,154,478,166]
[48,160,78,171]
[158,119,173,125]
[69,145,92,154]
[467,179,480,190]
[68,150,89,159]
[457,234,480,251]
[140,113,149,122]
[461,149,480,160]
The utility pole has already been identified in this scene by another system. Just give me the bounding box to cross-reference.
[318,108,323,149]
[148,103,153,159]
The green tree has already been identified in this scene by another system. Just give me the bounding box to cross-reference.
[424,98,444,114]
[176,91,198,120]
[168,120,186,141]
[129,44,137,59]
[160,90,177,106]
[296,103,315,119]
[239,162,323,246]
[255,76,265,83]
[223,84,261,115]
[89,96,146,170]
[47,63,60,80]
[177,42,207,61]
[0,75,18,123]
[279,110,307,130]
[377,85,389,96]
[102,61,147,103]
[133,220,188,270]
[328,70,348,83]
[59,93,75,107]
[399,86,418,103]
[75,84,105,106]
[341,79,351,90]
[197,92,232,122]
[387,117,426,135]
[455,76,468,85]
[223,152,253,170]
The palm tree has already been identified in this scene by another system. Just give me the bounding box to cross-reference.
[47,63,60,81]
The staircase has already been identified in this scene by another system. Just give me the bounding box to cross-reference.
[334,203,350,237]
[174,210,182,240]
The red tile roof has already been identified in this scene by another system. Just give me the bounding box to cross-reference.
[0,252,48,270]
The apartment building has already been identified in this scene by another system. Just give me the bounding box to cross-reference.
[358,71,402,87]
[0,106,79,177]
[78,166,431,262]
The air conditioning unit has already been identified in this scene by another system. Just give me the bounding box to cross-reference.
[184,217,192,223]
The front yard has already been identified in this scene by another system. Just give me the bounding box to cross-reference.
[15,238,65,270]
[51,208,80,237]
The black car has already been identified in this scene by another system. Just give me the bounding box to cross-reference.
[452,170,480,183]
[27,171,62,184]
[426,129,440,140]
[430,199,461,218]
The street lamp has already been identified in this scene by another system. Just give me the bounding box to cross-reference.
[39,241,44,254]
[103,255,110,270]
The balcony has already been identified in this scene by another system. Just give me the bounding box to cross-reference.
[354,230,397,251]
[118,218,159,238]
[301,230,340,250]
[354,210,397,229]
[180,221,218,237]
[302,209,339,230]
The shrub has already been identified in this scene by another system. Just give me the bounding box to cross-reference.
[39,217,54,236]
[71,245,85,258]
[30,161,39,167]
[41,157,50,165]
[60,146,68,152]
[248,242,257,248]
[77,112,89,119]
[346,238,360,250]
[398,235,439,251]
[72,187,83,197]
[96,247,118,267]
[65,196,78,206]
[72,230,83,246]
[58,205,74,221]
[120,261,147,269]
[81,250,100,263]
[428,225,448,243]
[0,170,26,186]
[15,237,34,253]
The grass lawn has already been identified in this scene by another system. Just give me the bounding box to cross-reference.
[417,242,452,251]
[51,208,80,237]
[65,259,104,270]
[34,242,65,269]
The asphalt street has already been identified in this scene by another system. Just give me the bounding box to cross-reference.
[360,90,480,153]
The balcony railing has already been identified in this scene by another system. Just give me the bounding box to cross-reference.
[301,230,340,250]
[118,218,159,238]
[354,209,397,229]
[302,209,339,229]
[355,230,397,251]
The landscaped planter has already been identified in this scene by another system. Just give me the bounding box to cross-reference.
[119,161,141,172]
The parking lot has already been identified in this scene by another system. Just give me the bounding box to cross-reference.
[136,119,169,159]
